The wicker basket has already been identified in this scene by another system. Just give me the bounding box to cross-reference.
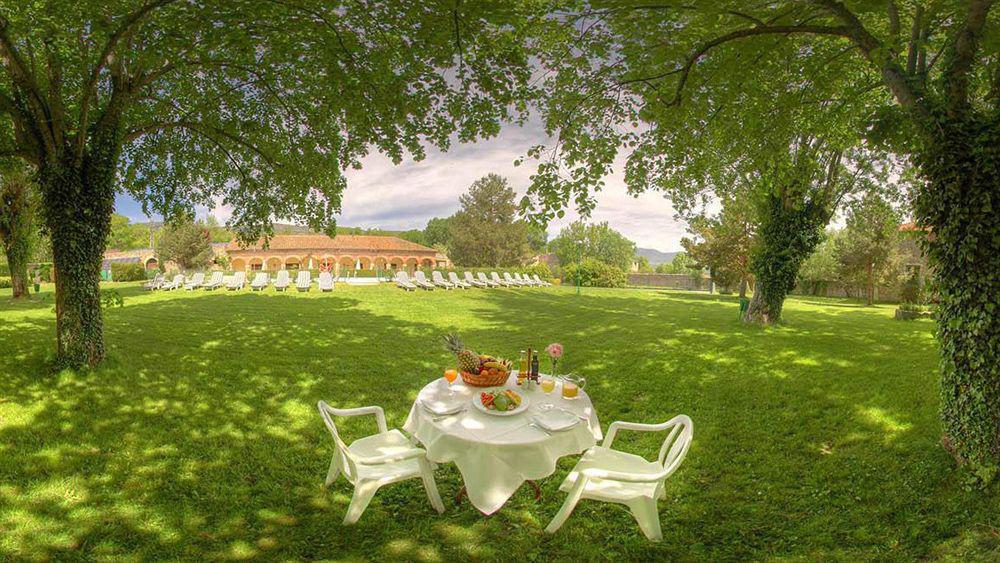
[460,369,510,387]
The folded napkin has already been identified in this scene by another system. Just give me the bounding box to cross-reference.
[532,408,580,432]
[420,397,465,416]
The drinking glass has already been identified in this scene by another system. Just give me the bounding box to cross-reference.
[443,369,458,395]
[540,377,556,394]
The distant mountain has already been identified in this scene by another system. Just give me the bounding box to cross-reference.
[636,247,679,266]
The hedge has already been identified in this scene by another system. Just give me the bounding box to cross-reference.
[561,259,626,288]
[110,262,147,282]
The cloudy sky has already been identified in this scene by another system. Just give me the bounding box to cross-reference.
[114,120,690,252]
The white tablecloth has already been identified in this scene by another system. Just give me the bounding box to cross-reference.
[403,373,602,514]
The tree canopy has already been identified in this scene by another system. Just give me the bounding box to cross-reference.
[549,220,636,272]
[156,218,214,271]
[448,174,528,267]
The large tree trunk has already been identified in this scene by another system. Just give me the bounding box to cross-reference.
[916,117,1000,481]
[743,192,828,325]
[38,149,118,368]
[866,262,874,306]
[0,169,34,299]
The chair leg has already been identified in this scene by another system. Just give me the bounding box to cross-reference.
[418,459,445,513]
[324,456,340,487]
[343,480,379,525]
[545,478,587,534]
[628,498,662,542]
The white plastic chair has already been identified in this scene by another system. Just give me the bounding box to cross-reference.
[491,272,511,287]
[295,270,312,291]
[533,274,551,287]
[142,273,165,290]
[203,271,224,290]
[395,271,417,291]
[274,270,291,291]
[318,401,444,525]
[514,273,536,286]
[250,272,269,291]
[184,272,206,290]
[477,272,498,287]
[545,415,693,541]
[448,271,471,289]
[412,271,435,290]
[464,272,486,287]
[318,271,334,291]
[431,271,455,289]
[162,274,184,290]
[226,271,246,290]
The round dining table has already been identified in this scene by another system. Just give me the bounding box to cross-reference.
[403,372,602,515]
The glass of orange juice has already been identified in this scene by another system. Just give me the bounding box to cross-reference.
[561,374,585,399]
[443,369,458,395]
[540,378,556,394]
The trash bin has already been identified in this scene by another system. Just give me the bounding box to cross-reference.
[738,297,750,320]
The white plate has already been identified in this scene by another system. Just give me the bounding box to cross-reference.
[532,409,580,432]
[472,388,530,417]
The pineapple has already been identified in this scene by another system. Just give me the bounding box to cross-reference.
[443,334,481,373]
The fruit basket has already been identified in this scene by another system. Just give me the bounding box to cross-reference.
[444,334,512,388]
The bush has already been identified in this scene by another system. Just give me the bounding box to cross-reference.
[562,259,627,288]
[0,276,10,289]
[110,262,147,282]
[0,263,8,276]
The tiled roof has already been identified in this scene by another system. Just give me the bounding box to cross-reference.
[899,222,931,232]
[227,234,436,253]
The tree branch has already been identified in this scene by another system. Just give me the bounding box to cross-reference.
[125,120,277,166]
[943,0,995,114]
[906,4,923,75]
[664,24,852,107]
[75,0,181,162]
[0,16,55,155]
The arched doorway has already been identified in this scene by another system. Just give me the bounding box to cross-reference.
[421,258,434,268]
[319,257,336,272]
[266,257,282,271]
[285,256,301,270]
[231,258,247,271]
[404,258,418,273]
[144,257,158,270]
[249,257,263,271]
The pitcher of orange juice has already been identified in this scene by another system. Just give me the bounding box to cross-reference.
[561,374,586,399]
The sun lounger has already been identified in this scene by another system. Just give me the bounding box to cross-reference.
[478,272,499,287]
[184,272,206,290]
[395,271,417,291]
[295,270,312,292]
[431,271,455,289]
[491,272,512,287]
[273,270,291,291]
[318,272,334,292]
[226,271,246,290]
[449,272,471,289]
[142,273,165,290]
[250,272,269,291]
[518,273,539,286]
[463,272,486,288]
[203,271,225,289]
[532,274,551,286]
[412,271,435,290]
[161,274,184,290]
[504,272,525,286]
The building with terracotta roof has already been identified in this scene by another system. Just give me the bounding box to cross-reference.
[225,234,450,273]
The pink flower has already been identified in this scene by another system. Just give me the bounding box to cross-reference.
[546,343,564,359]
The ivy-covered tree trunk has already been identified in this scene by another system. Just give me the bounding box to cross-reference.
[38,140,119,368]
[744,192,828,325]
[916,116,1000,481]
[0,169,34,299]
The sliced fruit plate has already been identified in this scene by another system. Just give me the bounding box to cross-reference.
[473,388,530,417]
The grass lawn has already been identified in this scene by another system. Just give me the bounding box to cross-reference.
[1,283,998,561]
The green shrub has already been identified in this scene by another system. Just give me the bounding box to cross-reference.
[0,263,9,276]
[562,259,627,288]
[110,262,147,282]
[0,276,10,289]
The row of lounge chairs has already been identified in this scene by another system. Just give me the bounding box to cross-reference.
[142,270,336,292]
[395,271,551,291]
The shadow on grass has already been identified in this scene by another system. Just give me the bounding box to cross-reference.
[0,286,986,561]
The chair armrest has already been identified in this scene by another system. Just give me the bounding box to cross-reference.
[604,420,678,449]
[355,447,426,466]
[580,467,668,484]
[329,405,388,434]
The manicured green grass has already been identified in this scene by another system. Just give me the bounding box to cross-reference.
[1,283,997,561]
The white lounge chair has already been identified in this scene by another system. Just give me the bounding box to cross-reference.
[545,415,693,541]
[142,273,165,290]
[226,271,246,290]
[318,272,334,292]
[412,271,435,290]
[318,401,444,525]
[464,272,487,288]
[504,272,526,286]
[184,272,206,290]
[203,271,224,290]
[533,274,552,287]
[513,273,534,286]
[295,270,312,292]
[250,272,269,291]
[161,274,184,290]
[274,270,291,291]
[431,271,455,290]
[449,272,471,289]
[491,272,512,287]
[478,272,499,287]
[395,271,417,291]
